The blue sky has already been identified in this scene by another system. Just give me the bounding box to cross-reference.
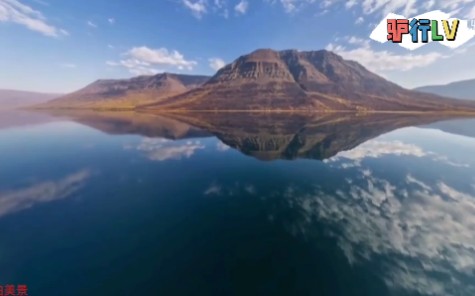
[1,0,475,93]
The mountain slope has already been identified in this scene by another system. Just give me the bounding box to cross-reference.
[0,89,61,109]
[38,73,210,110]
[415,79,475,101]
[145,49,475,112]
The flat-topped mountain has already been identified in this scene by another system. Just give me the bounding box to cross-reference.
[38,73,210,110]
[145,49,475,112]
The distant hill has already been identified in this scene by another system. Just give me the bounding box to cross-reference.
[423,118,475,138]
[0,89,61,109]
[37,73,210,110]
[145,49,475,112]
[414,79,475,101]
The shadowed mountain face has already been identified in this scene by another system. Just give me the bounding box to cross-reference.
[146,49,475,112]
[415,79,475,101]
[39,110,468,161]
[38,73,210,110]
[0,89,61,109]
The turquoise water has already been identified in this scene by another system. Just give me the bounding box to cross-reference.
[0,111,474,296]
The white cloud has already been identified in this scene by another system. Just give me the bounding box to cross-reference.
[346,35,369,46]
[106,59,161,76]
[326,40,446,72]
[345,0,357,9]
[0,0,68,37]
[180,0,250,18]
[107,46,197,75]
[108,17,115,24]
[262,0,475,27]
[208,57,226,71]
[107,44,114,49]
[128,46,197,70]
[234,0,249,14]
[355,16,364,24]
[182,0,207,18]
[87,20,97,28]
[60,63,76,68]
[136,138,205,161]
[272,0,300,13]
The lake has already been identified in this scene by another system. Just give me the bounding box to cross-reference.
[0,110,474,296]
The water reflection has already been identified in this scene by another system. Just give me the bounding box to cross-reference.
[274,168,475,295]
[0,169,91,218]
[44,110,466,161]
[129,138,206,161]
[0,110,474,296]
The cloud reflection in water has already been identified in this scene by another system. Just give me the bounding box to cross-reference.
[134,138,205,161]
[0,170,91,218]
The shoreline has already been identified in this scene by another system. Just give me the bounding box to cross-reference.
[25,107,475,116]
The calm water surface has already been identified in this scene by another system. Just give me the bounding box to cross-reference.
[0,111,474,296]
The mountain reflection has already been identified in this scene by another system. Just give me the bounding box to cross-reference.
[199,128,475,295]
[46,110,469,161]
[1,110,475,295]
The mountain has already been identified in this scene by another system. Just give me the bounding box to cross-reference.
[0,89,61,109]
[422,118,475,138]
[144,49,475,112]
[414,79,475,101]
[141,112,459,161]
[37,73,210,110]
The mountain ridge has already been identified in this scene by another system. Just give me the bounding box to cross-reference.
[37,73,210,110]
[145,49,475,112]
[34,48,475,112]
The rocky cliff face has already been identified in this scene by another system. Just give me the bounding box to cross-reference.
[146,49,475,112]
[39,73,210,109]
